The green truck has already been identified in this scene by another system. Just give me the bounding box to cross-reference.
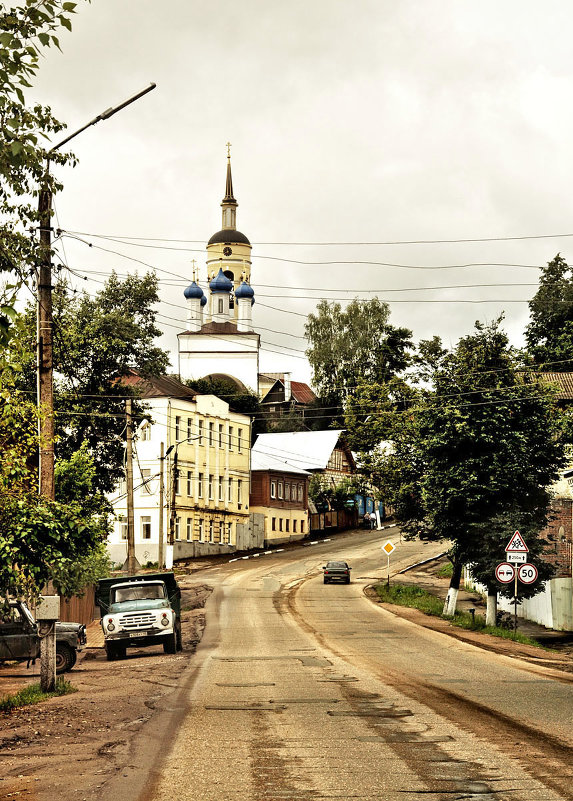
[96,572,182,661]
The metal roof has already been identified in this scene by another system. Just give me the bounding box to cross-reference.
[252,430,345,471]
[250,450,310,475]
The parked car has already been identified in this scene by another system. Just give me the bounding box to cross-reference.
[0,599,86,673]
[322,561,352,584]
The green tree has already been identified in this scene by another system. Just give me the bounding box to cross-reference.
[13,271,170,493]
[378,319,565,618]
[344,377,415,453]
[184,375,267,442]
[305,298,413,419]
[0,363,108,598]
[526,254,573,370]
[0,1,85,344]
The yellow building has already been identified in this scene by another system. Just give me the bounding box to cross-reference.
[107,374,252,566]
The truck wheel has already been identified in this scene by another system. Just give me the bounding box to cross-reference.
[175,624,182,652]
[163,633,177,654]
[55,644,76,674]
[105,642,117,661]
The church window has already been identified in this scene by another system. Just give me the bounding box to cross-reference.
[218,298,224,314]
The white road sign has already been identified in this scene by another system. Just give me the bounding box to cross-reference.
[505,530,528,553]
[495,562,515,583]
[518,563,538,584]
[506,552,527,564]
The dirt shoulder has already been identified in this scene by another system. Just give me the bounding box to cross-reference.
[365,559,573,679]
[0,581,212,801]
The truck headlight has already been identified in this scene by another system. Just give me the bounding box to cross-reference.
[107,619,115,632]
[160,613,170,627]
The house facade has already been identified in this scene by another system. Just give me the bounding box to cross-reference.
[249,450,310,546]
[107,374,252,566]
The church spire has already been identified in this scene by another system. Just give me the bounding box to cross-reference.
[221,143,237,229]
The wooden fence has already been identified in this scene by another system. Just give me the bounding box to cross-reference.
[59,586,97,625]
[309,509,358,534]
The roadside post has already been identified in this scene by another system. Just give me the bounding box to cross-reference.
[381,541,396,589]
[499,530,535,636]
[37,595,60,692]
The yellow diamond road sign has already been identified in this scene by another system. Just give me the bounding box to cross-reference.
[382,541,395,556]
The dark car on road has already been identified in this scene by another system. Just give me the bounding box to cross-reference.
[322,561,351,584]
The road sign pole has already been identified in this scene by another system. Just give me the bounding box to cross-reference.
[387,553,390,589]
[513,571,518,637]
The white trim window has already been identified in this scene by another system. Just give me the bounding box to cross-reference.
[140,423,151,441]
[209,520,214,542]
[175,416,181,442]
[187,470,193,497]
[219,424,223,449]
[198,420,204,446]
[208,474,214,500]
[238,428,243,452]
[218,476,223,501]
[186,516,193,541]
[198,473,203,498]
[278,482,283,500]
[237,479,243,507]
[270,481,276,499]
[228,426,233,451]
[198,518,204,542]
[208,422,214,446]
[175,516,181,541]
[228,476,233,502]
[187,417,193,442]
[141,516,152,540]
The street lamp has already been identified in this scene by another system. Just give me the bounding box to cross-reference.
[37,83,156,500]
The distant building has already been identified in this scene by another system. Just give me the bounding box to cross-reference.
[249,450,310,546]
[251,429,355,484]
[107,372,252,565]
[259,372,317,426]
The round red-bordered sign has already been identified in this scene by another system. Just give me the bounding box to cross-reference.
[495,562,515,583]
[518,563,538,584]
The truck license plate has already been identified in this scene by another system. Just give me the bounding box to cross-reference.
[130,631,146,637]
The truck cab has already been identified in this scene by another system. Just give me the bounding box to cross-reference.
[96,573,182,661]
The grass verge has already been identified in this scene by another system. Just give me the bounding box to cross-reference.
[0,677,77,714]
[374,583,540,647]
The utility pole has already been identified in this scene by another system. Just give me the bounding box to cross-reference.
[35,83,156,501]
[37,178,55,499]
[158,442,165,569]
[166,448,178,570]
[125,399,137,575]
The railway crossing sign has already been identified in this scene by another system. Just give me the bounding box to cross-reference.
[495,562,515,583]
[518,563,538,584]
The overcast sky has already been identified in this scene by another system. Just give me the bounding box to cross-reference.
[26,0,573,384]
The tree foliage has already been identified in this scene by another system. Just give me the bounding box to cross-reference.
[377,319,565,601]
[184,375,267,441]
[13,271,170,493]
[526,254,573,370]
[305,298,413,417]
[0,1,85,344]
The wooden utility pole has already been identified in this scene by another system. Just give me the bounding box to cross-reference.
[166,448,178,570]
[125,399,137,575]
[37,181,55,500]
[158,442,165,569]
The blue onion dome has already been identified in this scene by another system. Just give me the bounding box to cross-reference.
[209,268,233,293]
[234,281,255,300]
[200,294,207,306]
[183,281,205,300]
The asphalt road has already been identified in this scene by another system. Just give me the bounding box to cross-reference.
[144,528,573,801]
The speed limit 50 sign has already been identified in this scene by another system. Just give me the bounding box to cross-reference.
[518,563,538,584]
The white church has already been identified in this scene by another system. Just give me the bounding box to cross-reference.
[177,151,260,394]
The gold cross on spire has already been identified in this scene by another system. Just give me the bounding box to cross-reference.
[226,141,232,159]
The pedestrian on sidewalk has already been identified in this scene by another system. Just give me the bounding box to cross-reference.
[370,511,377,529]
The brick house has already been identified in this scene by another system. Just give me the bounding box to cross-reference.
[249,450,310,546]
